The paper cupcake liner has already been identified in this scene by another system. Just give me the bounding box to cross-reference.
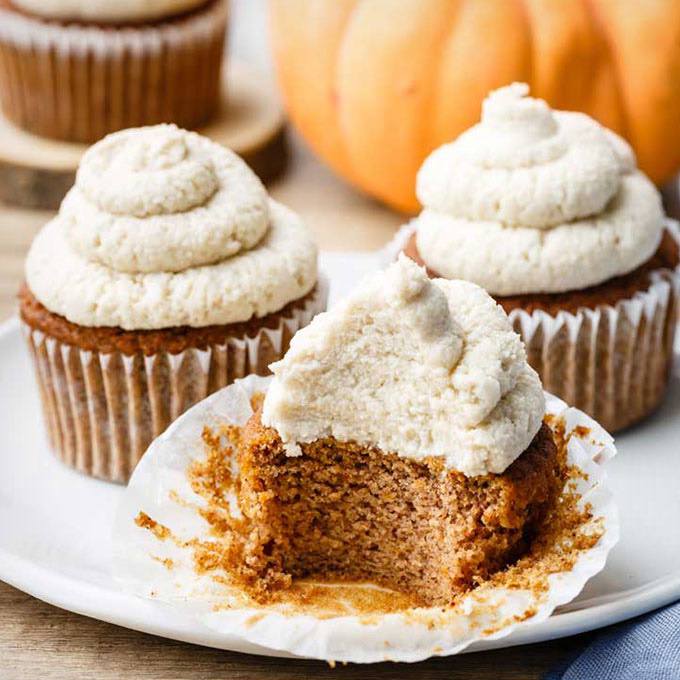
[112,375,618,664]
[22,279,328,483]
[383,221,680,432]
[0,0,227,143]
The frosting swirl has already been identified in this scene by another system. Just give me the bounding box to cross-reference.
[414,83,664,295]
[26,125,318,330]
[262,256,544,476]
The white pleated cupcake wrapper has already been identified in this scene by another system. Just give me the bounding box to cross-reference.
[382,220,680,432]
[22,278,328,483]
[0,0,228,141]
[112,374,619,663]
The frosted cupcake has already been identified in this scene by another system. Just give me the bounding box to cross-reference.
[236,256,558,605]
[20,124,326,482]
[0,0,227,142]
[401,84,679,432]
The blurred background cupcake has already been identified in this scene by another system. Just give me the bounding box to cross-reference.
[19,123,326,483]
[0,0,228,143]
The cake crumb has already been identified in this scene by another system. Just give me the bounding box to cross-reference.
[151,555,174,570]
[135,512,170,541]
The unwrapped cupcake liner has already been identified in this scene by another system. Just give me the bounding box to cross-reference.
[0,0,228,143]
[383,221,680,432]
[112,375,618,664]
[23,279,328,483]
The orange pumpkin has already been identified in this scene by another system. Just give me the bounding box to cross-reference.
[271,0,680,213]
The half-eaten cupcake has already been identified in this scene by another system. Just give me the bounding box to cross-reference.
[233,255,564,606]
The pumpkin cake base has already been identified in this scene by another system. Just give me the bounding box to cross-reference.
[18,285,325,484]
[232,409,564,607]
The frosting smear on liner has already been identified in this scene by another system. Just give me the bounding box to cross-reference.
[414,83,665,295]
[262,255,545,476]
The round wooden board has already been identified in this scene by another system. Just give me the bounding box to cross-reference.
[0,61,288,210]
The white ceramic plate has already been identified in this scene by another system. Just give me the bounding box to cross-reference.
[1,251,679,656]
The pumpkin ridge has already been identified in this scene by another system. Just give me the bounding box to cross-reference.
[335,0,368,187]
[582,0,629,139]
[421,0,464,162]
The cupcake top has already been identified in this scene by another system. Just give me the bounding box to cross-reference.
[26,124,318,330]
[9,0,209,23]
[414,83,665,295]
[262,255,544,477]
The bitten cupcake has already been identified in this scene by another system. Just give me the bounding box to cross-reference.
[0,0,228,142]
[237,256,557,605]
[401,83,679,432]
[20,124,326,483]
[116,256,618,663]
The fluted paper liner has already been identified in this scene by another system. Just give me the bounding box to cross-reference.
[23,279,328,483]
[0,0,228,143]
[112,375,618,663]
[384,221,680,432]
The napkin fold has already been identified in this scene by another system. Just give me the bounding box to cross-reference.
[547,602,680,680]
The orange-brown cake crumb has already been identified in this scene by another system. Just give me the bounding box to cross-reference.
[229,408,565,607]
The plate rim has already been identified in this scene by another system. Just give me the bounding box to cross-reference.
[1,315,679,657]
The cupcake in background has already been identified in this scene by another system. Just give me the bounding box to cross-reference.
[0,0,228,142]
[20,124,326,483]
[402,83,679,432]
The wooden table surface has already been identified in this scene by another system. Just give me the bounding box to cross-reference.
[0,135,611,679]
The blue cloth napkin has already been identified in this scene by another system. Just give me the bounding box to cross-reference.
[546,602,680,680]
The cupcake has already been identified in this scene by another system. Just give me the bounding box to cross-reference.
[0,0,228,143]
[231,256,562,605]
[20,124,326,483]
[401,83,679,432]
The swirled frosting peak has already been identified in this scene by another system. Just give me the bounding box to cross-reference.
[414,83,665,295]
[61,124,269,273]
[262,255,544,476]
[25,125,319,330]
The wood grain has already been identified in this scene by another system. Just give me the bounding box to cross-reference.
[0,62,289,210]
[3,136,657,678]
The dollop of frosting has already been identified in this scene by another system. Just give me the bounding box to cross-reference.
[10,0,208,23]
[62,125,268,273]
[262,256,544,477]
[414,83,664,295]
[26,125,318,330]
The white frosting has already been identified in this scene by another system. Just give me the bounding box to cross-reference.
[10,0,208,23]
[62,125,269,274]
[27,201,317,330]
[26,125,318,330]
[414,83,665,295]
[262,256,544,476]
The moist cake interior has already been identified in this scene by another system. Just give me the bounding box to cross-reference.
[234,409,564,607]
